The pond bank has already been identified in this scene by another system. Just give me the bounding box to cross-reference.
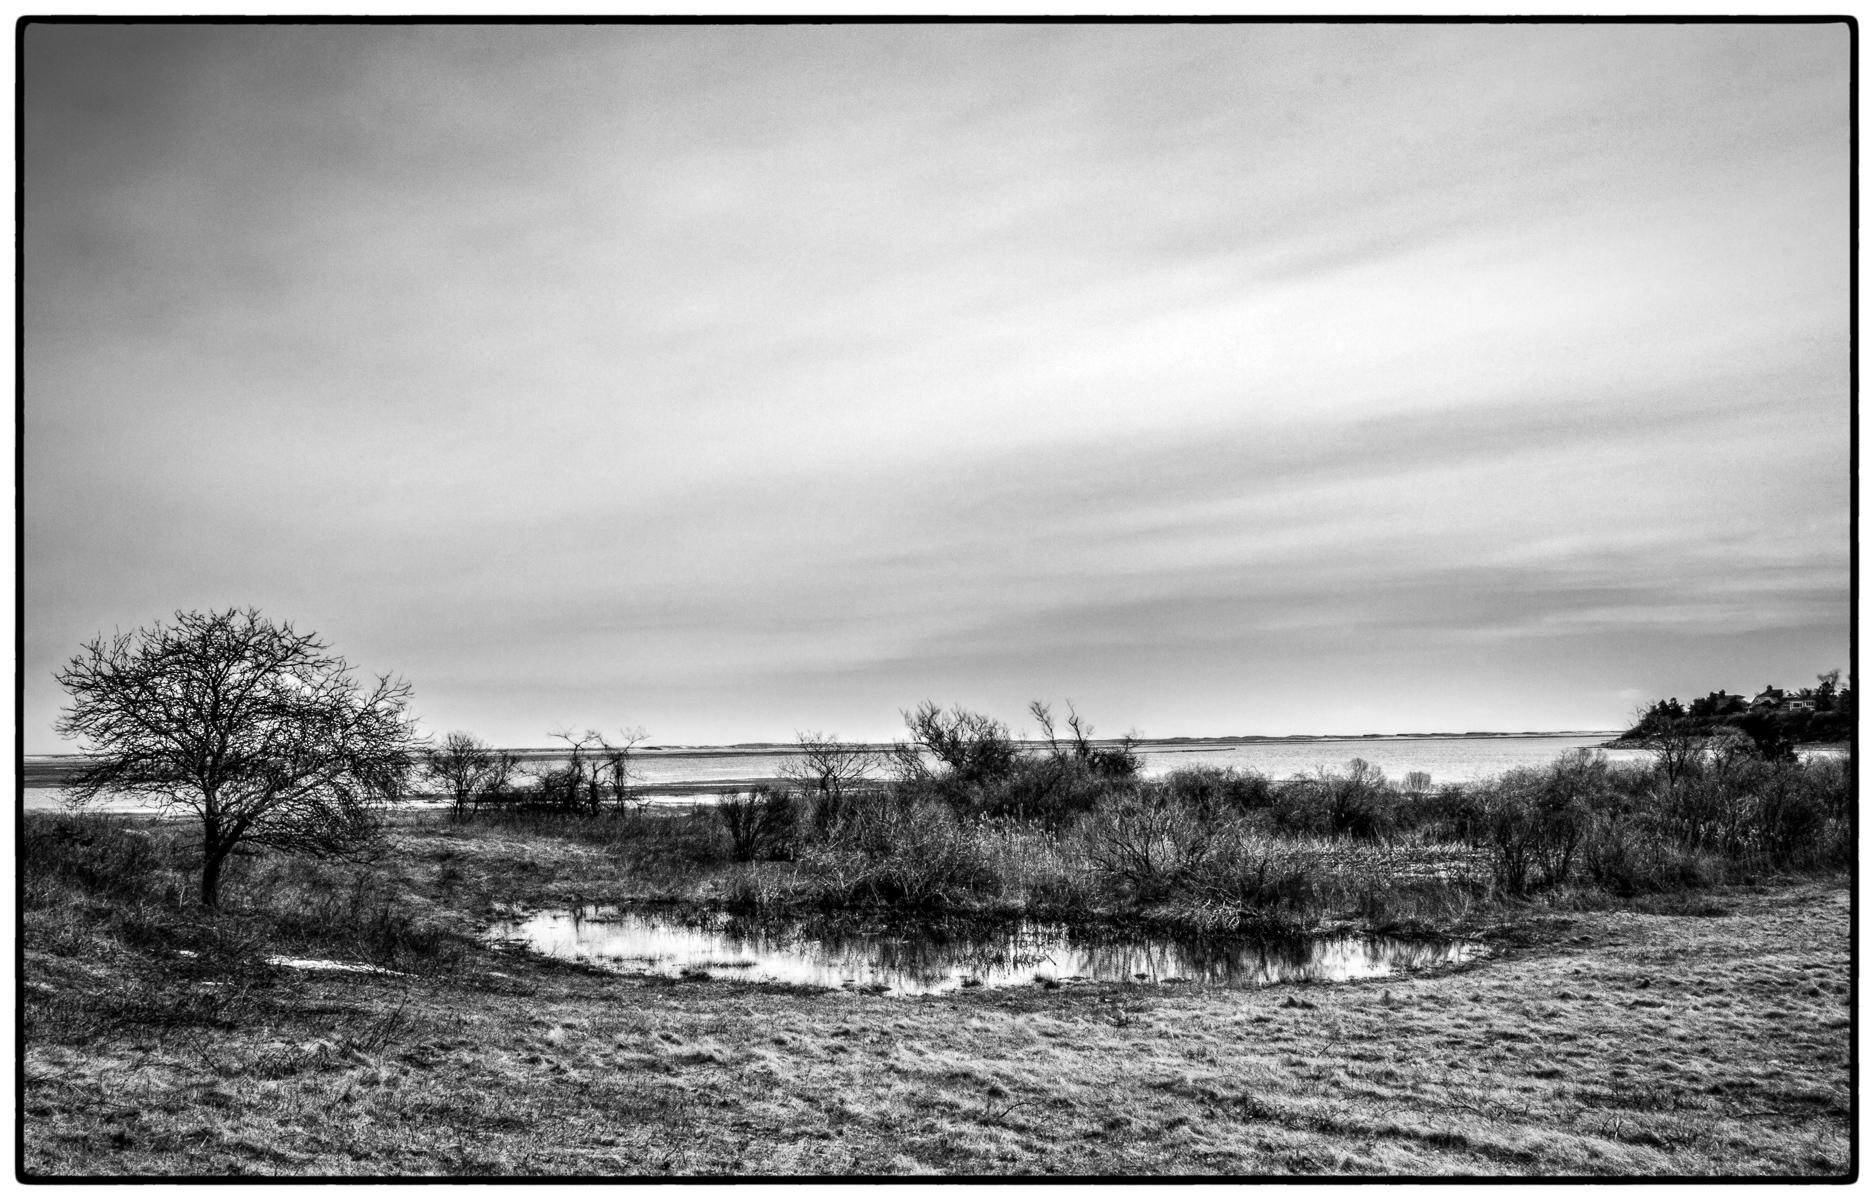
[23,868,1850,1175]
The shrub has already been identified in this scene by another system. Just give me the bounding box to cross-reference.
[1321,759,1394,840]
[1410,783,1487,844]
[1478,763,1594,895]
[799,793,999,910]
[938,756,1125,827]
[1271,760,1394,841]
[1181,832,1325,913]
[887,700,1145,827]
[895,702,1020,786]
[1658,773,1754,859]
[716,786,801,862]
[1078,792,1230,904]
[1801,752,1855,826]
[1752,768,1833,869]
[1579,811,1722,895]
[1159,766,1276,814]
[1085,742,1144,779]
[1029,699,1142,781]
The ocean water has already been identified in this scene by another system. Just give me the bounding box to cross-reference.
[1130,734,1643,786]
[25,733,1840,812]
[620,733,1639,790]
[23,733,1633,811]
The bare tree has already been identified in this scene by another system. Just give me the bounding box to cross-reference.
[424,731,518,821]
[1029,700,1068,756]
[595,726,648,813]
[783,731,877,832]
[783,731,876,800]
[539,726,646,814]
[479,746,523,810]
[542,728,603,814]
[54,608,421,907]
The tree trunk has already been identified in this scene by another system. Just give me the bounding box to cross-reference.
[201,846,226,908]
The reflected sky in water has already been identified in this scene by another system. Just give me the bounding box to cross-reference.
[485,907,1480,996]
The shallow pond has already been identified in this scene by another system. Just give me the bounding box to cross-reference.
[483,907,1481,996]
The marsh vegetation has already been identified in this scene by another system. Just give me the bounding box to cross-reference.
[399,699,1853,942]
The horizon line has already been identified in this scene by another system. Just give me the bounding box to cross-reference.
[22,728,1632,758]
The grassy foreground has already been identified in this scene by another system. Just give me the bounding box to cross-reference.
[19,810,1852,1178]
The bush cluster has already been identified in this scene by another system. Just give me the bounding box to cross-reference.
[425,701,1853,929]
[697,705,1852,923]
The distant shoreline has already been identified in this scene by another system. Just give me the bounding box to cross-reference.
[21,729,1629,765]
[1599,735,1851,753]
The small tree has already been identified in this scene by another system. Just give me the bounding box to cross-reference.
[424,731,519,821]
[54,608,422,907]
[594,727,648,813]
[537,727,645,814]
[784,731,876,797]
[1629,704,1705,785]
[782,731,876,831]
[537,729,602,814]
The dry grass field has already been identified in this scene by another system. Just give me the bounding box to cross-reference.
[19,811,1852,1178]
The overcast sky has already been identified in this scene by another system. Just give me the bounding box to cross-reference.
[24,22,1850,750]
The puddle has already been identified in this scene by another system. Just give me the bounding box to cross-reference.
[483,907,1481,996]
[264,955,405,976]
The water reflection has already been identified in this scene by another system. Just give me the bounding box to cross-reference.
[483,907,1480,996]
